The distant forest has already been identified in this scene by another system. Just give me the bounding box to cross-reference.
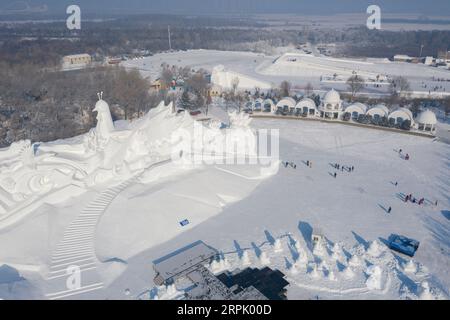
[2,15,450,67]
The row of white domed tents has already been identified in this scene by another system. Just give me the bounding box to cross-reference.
[245,89,437,133]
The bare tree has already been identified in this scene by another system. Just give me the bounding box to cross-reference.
[231,77,240,96]
[444,97,450,117]
[160,65,174,89]
[389,76,411,98]
[305,82,313,97]
[280,80,291,97]
[347,75,365,100]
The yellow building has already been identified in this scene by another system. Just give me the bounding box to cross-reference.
[209,85,222,97]
[150,79,164,91]
[62,54,92,70]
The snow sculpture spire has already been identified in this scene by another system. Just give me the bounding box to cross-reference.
[93,92,115,140]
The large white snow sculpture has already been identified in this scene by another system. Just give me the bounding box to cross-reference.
[93,92,115,140]
[0,96,275,230]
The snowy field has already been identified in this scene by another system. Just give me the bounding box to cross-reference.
[2,113,448,300]
[123,49,450,96]
[105,119,450,300]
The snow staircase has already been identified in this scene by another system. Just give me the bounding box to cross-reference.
[44,177,137,300]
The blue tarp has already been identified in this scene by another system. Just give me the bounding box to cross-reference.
[179,219,190,227]
[388,234,420,257]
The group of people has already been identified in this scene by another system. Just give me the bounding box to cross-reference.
[305,160,313,168]
[333,163,355,173]
[405,194,425,205]
[331,163,355,178]
[282,161,297,169]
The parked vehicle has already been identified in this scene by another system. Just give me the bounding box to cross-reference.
[189,110,202,116]
[388,234,420,257]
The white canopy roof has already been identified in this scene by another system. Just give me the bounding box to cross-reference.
[367,104,389,117]
[296,98,317,110]
[276,97,297,109]
[345,102,367,114]
[415,110,437,125]
[323,89,341,105]
[389,108,414,123]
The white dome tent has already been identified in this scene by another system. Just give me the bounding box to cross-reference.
[344,103,368,121]
[263,99,276,113]
[253,98,264,112]
[276,97,297,114]
[319,89,342,119]
[244,100,254,112]
[388,108,414,126]
[415,109,437,133]
[296,98,318,117]
[366,104,390,122]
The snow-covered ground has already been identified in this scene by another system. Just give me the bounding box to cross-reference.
[0,97,449,300]
[123,49,450,96]
[105,119,449,300]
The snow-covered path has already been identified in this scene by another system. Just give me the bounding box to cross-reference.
[44,177,138,300]
[45,159,172,300]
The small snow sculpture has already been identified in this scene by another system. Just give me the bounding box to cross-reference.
[318,260,329,272]
[327,270,337,281]
[419,282,434,300]
[343,266,355,279]
[298,249,308,264]
[166,284,177,296]
[310,264,321,279]
[313,241,327,257]
[290,264,299,275]
[273,239,283,253]
[220,256,231,270]
[241,250,251,266]
[331,243,343,261]
[367,240,384,258]
[210,259,221,273]
[403,260,417,274]
[294,240,302,252]
[348,254,361,267]
[366,265,383,290]
[259,252,270,265]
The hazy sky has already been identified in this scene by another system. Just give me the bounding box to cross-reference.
[3,0,450,15]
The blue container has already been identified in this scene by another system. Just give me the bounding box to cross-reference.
[388,234,420,257]
[179,219,190,227]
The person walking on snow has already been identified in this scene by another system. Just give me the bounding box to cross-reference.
[388,207,392,214]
